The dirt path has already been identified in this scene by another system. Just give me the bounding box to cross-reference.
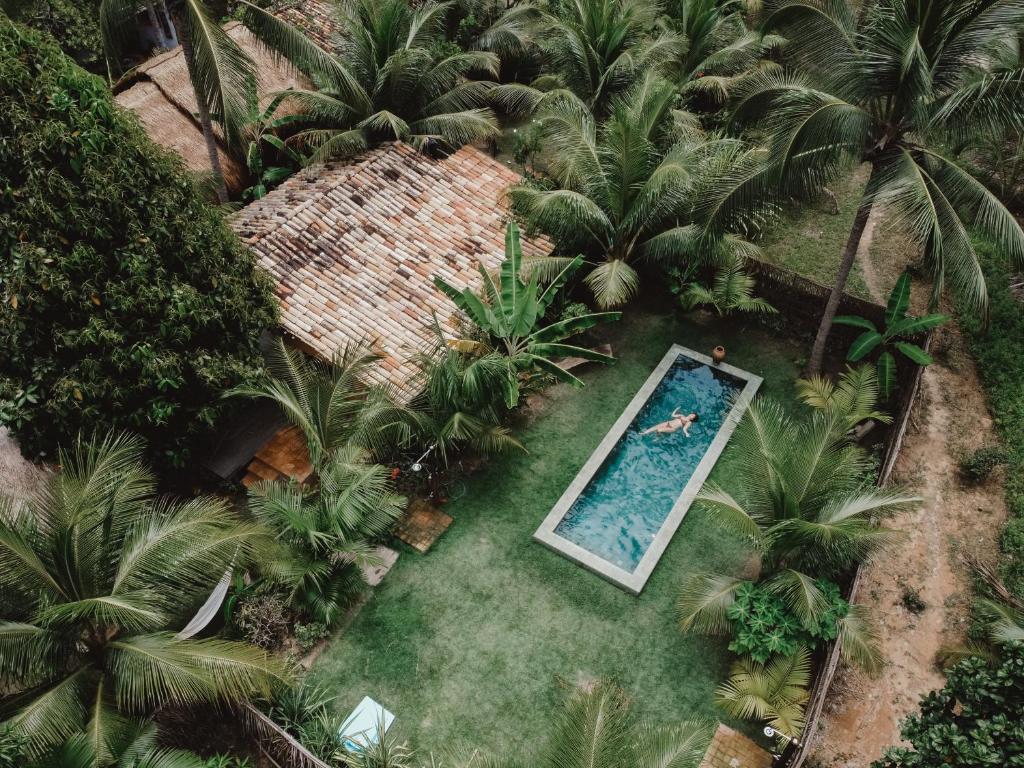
[808,224,1009,766]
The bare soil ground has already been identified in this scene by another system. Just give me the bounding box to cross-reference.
[808,222,1009,767]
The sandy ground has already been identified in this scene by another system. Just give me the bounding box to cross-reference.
[807,218,1009,766]
[0,427,46,507]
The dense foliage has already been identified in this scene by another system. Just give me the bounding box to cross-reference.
[0,0,104,70]
[960,240,1024,600]
[0,432,282,760]
[0,22,277,467]
[874,643,1024,768]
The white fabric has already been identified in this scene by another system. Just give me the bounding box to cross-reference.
[339,696,395,751]
[176,567,233,640]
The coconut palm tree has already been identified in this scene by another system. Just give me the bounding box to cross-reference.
[503,682,710,768]
[732,0,1024,374]
[509,72,771,308]
[228,337,412,468]
[28,722,202,768]
[678,257,778,314]
[0,432,282,759]
[676,395,920,670]
[247,444,406,626]
[277,0,501,161]
[491,0,685,116]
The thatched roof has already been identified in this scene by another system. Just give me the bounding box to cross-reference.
[231,142,553,395]
[114,22,309,193]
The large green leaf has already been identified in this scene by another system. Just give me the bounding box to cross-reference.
[847,330,882,361]
[893,341,934,366]
[832,315,877,332]
[885,313,948,338]
[884,271,912,324]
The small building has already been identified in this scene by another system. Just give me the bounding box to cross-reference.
[230,141,552,395]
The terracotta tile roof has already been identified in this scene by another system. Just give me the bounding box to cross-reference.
[231,142,551,394]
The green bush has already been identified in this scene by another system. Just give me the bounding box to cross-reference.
[959,239,1024,597]
[0,726,25,768]
[5,0,105,71]
[726,580,848,664]
[0,21,277,468]
[959,445,1009,484]
[873,642,1024,767]
[294,621,330,654]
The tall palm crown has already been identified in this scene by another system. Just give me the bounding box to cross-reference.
[280,0,501,161]
[494,0,684,116]
[733,0,1024,373]
[667,0,770,86]
[677,396,919,669]
[0,433,281,760]
[510,73,769,307]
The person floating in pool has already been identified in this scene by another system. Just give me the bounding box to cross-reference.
[641,409,699,437]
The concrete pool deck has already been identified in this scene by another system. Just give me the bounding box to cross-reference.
[532,344,762,594]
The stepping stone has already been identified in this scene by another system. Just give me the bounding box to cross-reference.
[361,545,399,586]
[394,499,453,553]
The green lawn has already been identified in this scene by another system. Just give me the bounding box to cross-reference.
[307,308,805,759]
[757,166,873,299]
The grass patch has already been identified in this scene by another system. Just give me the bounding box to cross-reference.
[757,168,871,299]
[307,308,804,758]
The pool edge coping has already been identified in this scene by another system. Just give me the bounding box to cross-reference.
[532,343,763,595]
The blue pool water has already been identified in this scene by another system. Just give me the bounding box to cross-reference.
[553,355,744,571]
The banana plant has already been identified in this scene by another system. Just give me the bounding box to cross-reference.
[834,272,948,399]
[242,92,305,201]
[434,222,621,407]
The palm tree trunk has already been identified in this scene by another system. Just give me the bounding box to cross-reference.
[806,170,877,376]
[176,16,231,204]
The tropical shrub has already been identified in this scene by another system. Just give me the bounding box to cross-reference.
[959,446,1009,484]
[509,73,770,308]
[727,580,848,664]
[673,259,777,315]
[234,589,292,650]
[274,0,500,161]
[734,0,1024,374]
[796,364,892,431]
[716,647,811,739]
[28,723,206,768]
[0,22,277,467]
[435,222,621,406]
[1,0,104,70]
[0,726,24,768]
[873,643,1024,768]
[266,682,339,762]
[834,273,948,399]
[293,621,329,653]
[0,432,282,759]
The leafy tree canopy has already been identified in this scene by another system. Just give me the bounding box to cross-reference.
[0,20,277,467]
[874,642,1024,768]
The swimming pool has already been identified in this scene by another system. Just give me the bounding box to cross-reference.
[533,344,762,594]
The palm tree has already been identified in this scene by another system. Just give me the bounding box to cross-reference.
[278,0,501,161]
[0,432,282,759]
[247,444,406,626]
[434,222,621,405]
[664,0,778,104]
[732,0,1024,374]
[492,0,685,116]
[678,257,778,314]
[28,722,202,768]
[795,363,893,431]
[716,646,811,738]
[509,72,770,308]
[229,337,412,468]
[677,395,920,670]
[410,326,526,469]
[503,682,710,768]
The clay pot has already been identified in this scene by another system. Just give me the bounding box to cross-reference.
[712,345,726,364]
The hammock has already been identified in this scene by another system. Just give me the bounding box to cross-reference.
[176,567,233,640]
